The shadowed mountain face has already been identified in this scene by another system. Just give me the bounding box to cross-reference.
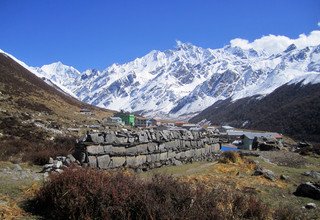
[190,82,320,142]
[0,52,113,142]
[0,53,85,109]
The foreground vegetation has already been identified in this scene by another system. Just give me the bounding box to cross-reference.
[27,167,291,220]
[1,152,319,219]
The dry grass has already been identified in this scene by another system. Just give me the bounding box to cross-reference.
[0,195,26,220]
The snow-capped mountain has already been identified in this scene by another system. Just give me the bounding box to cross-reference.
[2,40,320,119]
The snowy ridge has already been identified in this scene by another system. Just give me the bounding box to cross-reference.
[288,73,320,85]
[2,38,320,119]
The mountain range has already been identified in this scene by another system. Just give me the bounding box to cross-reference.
[1,40,320,120]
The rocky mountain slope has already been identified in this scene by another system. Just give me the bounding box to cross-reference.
[30,41,320,119]
[0,51,113,161]
[190,74,320,142]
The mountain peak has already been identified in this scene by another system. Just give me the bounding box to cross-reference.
[175,40,196,50]
[283,44,297,53]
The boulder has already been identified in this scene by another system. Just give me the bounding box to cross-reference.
[131,155,147,167]
[146,154,160,163]
[88,156,97,168]
[53,160,63,169]
[114,137,128,145]
[138,131,149,143]
[97,155,111,169]
[253,166,277,181]
[294,182,320,200]
[280,174,289,181]
[110,146,127,155]
[13,164,22,171]
[109,157,126,168]
[87,145,105,155]
[67,154,76,163]
[305,203,317,209]
[302,171,320,180]
[167,151,176,159]
[147,142,158,152]
[105,133,117,144]
[48,157,54,164]
[126,144,148,155]
[159,152,168,161]
[89,133,105,143]
[172,159,182,166]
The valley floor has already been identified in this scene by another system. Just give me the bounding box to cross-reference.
[1,151,319,219]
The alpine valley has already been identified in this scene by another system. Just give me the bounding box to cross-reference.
[1,39,320,120]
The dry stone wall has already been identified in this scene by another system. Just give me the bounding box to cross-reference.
[75,129,220,170]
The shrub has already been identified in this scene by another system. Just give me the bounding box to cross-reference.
[219,151,241,163]
[29,168,273,220]
[0,136,75,165]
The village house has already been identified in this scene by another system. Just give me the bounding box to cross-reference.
[240,132,283,150]
[114,111,135,126]
[79,108,93,115]
[135,116,157,127]
[103,117,124,126]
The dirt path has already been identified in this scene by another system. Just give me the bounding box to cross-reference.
[185,162,217,175]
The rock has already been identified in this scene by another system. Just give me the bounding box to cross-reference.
[303,171,320,180]
[89,133,105,143]
[97,155,111,169]
[48,157,54,164]
[13,164,22,171]
[280,174,289,180]
[55,169,64,174]
[87,145,105,155]
[138,131,149,143]
[53,160,63,169]
[88,156,97,168]
[110,147,127,156]
[263,170,276,181]
[253,166,276,181]
[64,158,71,166]
[109,157,126,168]
[56,156,66,162]
[159,152,168,161]
[146,154,160,163]
[105,133,117,144]
[305,203,317,209]
[173,159,182,166]
[67,154,76,163]
[43,163,53,169]
[147,142,158,152]
[294,182,320,200]
[126,155,147,168]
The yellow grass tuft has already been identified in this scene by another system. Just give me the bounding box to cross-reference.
[0,195,26,220]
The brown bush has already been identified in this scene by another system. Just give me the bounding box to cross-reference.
[29,168,274,220]
[0,136,76,165]
[219,151,241,163]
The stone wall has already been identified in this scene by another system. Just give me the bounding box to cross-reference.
[75,129,220,170]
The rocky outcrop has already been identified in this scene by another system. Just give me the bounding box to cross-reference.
[74,129,220,170]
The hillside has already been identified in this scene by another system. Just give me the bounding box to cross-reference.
[190,75,320,142]
[0,52,114,162]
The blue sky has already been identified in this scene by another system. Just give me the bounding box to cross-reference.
[0,0,319,71]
